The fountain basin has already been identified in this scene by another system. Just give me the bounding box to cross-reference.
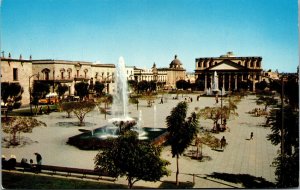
[67,126,167,150]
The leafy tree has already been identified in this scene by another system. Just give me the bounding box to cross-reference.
[2,117,46,145]
[56,84,68,99]
[137,80,149,93]
[198,96,239,131]
[148,80,157,91]
[75,82,89,101]
[1,82,24,117]
[94,131,170,188]
[283,76,299,109]
[61,102,74,118]
[31,81,50,113]
[266,105,299,187]
[95,94,113,119]
[128,80,138,93]
[70,101,96,126]
[166,101,199,186]
[93,81,105,96]
[256,95,278,111]
[255,80,269,91]
[176,80,190,90]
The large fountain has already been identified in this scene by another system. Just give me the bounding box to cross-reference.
[67,57,163,150]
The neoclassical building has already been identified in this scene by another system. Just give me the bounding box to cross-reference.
[195,52,263,91]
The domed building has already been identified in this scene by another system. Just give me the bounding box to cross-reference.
[158,55,186,89]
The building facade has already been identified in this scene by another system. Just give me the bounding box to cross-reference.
[32,60,116,95]
[195,52,263,91]
[1,54,33,105]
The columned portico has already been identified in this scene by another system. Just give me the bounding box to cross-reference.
[195,52,263,92]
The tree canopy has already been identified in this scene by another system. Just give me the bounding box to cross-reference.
[93,81,105,96]
[56,84,69,99]
[166,101,199,186]
[1,82,24,115]
[2,117,46,145]
[94,131,170,188]
[75,82,89,101]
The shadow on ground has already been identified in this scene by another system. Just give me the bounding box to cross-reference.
[207,172,275,188]
[57,122,96,127]
[158,180,194,189]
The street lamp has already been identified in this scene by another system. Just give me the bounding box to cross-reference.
[29,73,40,115]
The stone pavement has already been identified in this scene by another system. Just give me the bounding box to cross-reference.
[2,94,279,188]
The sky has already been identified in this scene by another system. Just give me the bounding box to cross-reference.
[1,0,299,72]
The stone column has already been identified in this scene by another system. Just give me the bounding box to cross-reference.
[234,75,238,90]
[252,74,256,92]
[210,74,212,89]
[241,73,244,81]
[222,74,225,90]
[204,74,207,91]
[229,73,231,91]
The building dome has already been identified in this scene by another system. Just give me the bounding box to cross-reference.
[169,55,182,69]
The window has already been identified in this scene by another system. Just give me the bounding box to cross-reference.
[45,72,49,80]
[256,61,260,68]
[13,68,18,81]
[61,72,64,79]
[77,70,79,77]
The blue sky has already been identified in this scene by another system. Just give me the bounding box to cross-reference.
[1,0,299,72]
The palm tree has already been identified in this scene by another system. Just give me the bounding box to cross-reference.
[166,101,198,186]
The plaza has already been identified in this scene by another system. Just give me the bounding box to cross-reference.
[2,93,278,188]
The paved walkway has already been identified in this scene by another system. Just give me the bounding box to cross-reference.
[2,94,278,188]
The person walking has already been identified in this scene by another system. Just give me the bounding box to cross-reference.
[220,136,226,149]
[250,132,254,140]
[34,153,42,172]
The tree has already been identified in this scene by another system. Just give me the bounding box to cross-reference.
[137,80,149,93]
[256,95,278,111]
[56,84,68,100]
[93,81,105,97]
[71,101,96,126]
[2,117,46,145]
[198,96,239,131]
[1,82,24,117]
[128,80,138,93]
[266,105,299,187]
[75,82,89,101]
[94,131,170,188]
[176,80,190,90]
[166,101,199,186]
[95,94,113,119]
[32,81,50,113]
[61,102,74,118]
[255,80,269,91]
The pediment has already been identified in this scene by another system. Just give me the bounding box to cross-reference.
[209,60,245,71]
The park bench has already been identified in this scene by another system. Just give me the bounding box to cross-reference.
[14,162,117,181]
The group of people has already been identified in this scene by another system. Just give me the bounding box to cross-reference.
[2,152,42,173]
[212,118,229,133]
[184,97,193,103]
[38,105,51,115]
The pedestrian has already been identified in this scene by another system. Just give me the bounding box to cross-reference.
[215,95,219,104]
[46,105,50,114]
[34,152,42,172]
[39,106,43,114]
[250,132,253,140]
[220,136,226,149]
[160,97,163,104]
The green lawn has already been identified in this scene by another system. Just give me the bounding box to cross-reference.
[2,171,127,189]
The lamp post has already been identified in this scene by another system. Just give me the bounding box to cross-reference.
[29,73,40,115]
